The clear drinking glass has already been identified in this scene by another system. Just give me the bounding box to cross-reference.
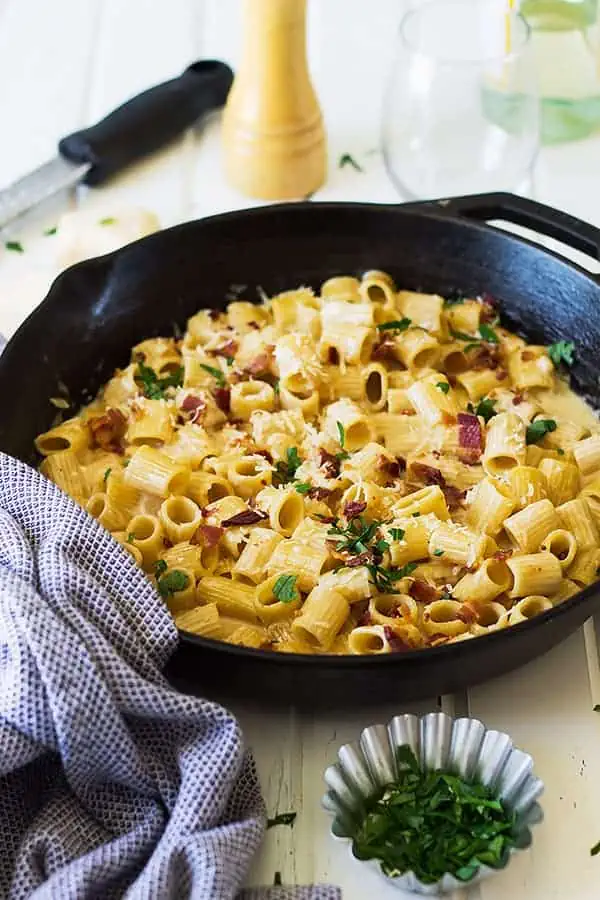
[521,0,600,143]
[382,0,540,200]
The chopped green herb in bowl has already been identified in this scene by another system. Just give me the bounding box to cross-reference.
[323,712,543,895]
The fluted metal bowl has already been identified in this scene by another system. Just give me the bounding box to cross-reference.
[322,712,544,895]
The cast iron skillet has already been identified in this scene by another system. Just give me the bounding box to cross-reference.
[1,192,599,707]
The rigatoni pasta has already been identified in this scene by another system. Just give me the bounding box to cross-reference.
[36,272,600,654]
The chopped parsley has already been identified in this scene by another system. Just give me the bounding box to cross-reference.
[594,704,600,712]
[478,323,499,343]
[273,379,280,395]
[557,448,565,456]
[433,549,444,557]
[353,745,516,884]
[272,574,299,604]
[225,356,234,366]
[273,872,282,886]
[548,340,575,367]
[99,216,116,225]
[591,839,600,856]
[273,446,302,486]
[127,532,136,543]
[336,421,350,461]
[295,482,312,495]
[267,811,297,829]
[390,528,405,541]
[443,294,465,307]
[5,240,23,253]
[157,569,189,598]
[412,512,421,517]
[378,318,412,334]
[44,225,58,236]
[338,152,363,172]
[154,559,168,578]
[136,362,184,399]
[103,468,112,484]
[436,381,450,395]
[526,418,557,445]
[328,516,417,592]
[474,397,497,424]
[199,363,226,388]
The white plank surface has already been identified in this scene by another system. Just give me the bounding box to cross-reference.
[1,2,600,898]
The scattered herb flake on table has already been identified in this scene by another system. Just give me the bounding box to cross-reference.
[99,216,117,225]
[5,240,23,253]
[44,225,58,236]
[267,811,297,829]
[338,152,363,172]
[352,745,516,884]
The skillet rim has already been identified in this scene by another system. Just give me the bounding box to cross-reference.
[3,197,600,668]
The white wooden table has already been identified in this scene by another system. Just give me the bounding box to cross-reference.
[2,1,600,897]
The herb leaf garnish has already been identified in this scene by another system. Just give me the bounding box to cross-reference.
[436,381,450,395]
[338,152,363,172]
[474,397,497,424]
[478,323,499,344]
[548,340,575,367]
[353,745,516,884]
[157,568,189,598]
[273,574,299,604]
[154,559,168,578]
[295,482,312,495]
[390,528,405,541]
[199,363,227,388]
[378,318,412,334]
[273,446,302,486]
[526,418,557,445]
[336,421,350,461]
[267,811,297,829]
[136,362,184,399]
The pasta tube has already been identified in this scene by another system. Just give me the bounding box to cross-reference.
[506,552,562,598]
[482,412,527,477]
[503,499,561,553]
[292,586,349,651]
[124,446,189,497]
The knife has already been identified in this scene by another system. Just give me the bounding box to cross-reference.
[0,60,234,230]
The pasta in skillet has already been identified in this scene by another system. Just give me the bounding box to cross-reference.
[35,271,600,654]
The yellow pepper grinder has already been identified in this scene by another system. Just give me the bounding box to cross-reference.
[222,0,327,200]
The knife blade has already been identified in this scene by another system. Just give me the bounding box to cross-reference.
[0,60,234,231]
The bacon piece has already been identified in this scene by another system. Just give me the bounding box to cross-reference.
[457,413,483,456]
[328,347,340,365]
[248,320,260,330]
[493,549,513,561]
[316,514,337,525]
[479,295,498,323]
[194,524,224,547]
[378,455,405,478]
[410,580,438,604]
[472,344,501,370]
[346,551,373,567]
[180,393,206,424]
[512,393,524,406]
[88,408,127,454]
[244,350,273,376]
[255,449,274,463]
[207,309,221,321]
[221,508,268,527]
[383,625,412,653]
[210,338,238,359]
[441,411,457,426]
[457,602,478,625]
[442,484,466,511]
[411,462,445,486]
[318,448,340,479]
[344,500,367,520]
[308,486,331,501]
[371,338,397,362]
[213,387,231,413]
[429,633,450,647]
[496,369,508,381]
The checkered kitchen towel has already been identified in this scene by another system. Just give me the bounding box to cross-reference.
[0,454,340,900]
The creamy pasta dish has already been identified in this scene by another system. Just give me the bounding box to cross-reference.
[35,271,600,655]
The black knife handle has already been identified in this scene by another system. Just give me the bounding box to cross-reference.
[58,60,234,186]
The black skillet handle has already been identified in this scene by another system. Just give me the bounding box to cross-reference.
[405,192,600,266]
[59,60,234,187]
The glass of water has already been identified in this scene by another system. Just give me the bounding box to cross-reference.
[382,0,540,200]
